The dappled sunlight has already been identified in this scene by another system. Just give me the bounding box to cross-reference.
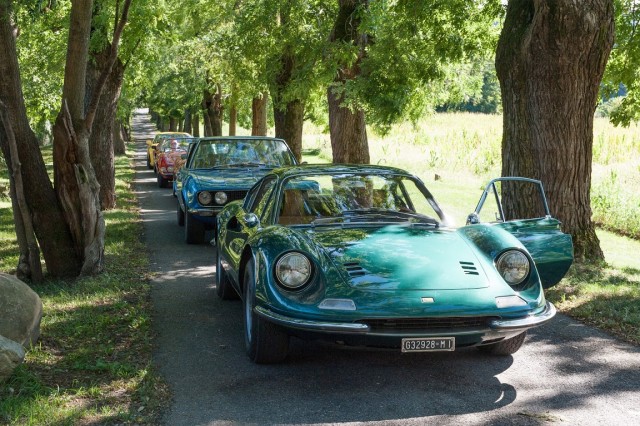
[151,265,214,283]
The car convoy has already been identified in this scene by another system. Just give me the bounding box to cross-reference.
[146,132,574,364]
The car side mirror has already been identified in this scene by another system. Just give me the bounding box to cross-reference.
[243,213,259,228]
[466,213,480,225]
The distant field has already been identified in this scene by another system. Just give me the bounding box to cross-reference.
[303,113,640,238]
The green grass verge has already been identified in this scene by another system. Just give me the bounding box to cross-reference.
[0,146,168,425]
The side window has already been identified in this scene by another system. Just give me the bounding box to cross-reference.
[247,177,277,216]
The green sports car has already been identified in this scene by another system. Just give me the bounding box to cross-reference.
[215,164,573,363]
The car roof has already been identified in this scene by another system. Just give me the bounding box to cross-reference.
[270,164,416,179]
[157,132,191,136]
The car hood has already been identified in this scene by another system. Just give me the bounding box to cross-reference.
[307,224,491,290]
[190,167,273,188]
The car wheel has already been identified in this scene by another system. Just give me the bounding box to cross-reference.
[243,258,289,364]
[216,240,238,300]
[477,331,527,355]
[146,153,152,169]
[184,211,205,244]
[177,201,185,226]
[157,173,167,188]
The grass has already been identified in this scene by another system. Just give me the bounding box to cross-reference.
[0,146,168,425]
[0,112,639,423]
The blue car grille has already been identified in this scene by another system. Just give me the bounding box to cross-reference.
[199,190,248,206]
[356,317,496,331]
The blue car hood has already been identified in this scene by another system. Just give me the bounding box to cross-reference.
[190,167,273,188]
[307,224,491,291]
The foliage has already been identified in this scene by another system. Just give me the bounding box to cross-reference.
[602,0,640,126]
[0,147,168,424]
[13,0,70,142]
[437,60,502,114]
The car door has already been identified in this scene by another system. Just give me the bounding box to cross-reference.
[468,177,573,288]
[222,176,279,285]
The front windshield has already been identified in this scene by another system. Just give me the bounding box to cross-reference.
[278,173,443,225]
[190,139,296,169]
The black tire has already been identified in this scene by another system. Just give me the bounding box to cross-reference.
[157,173,168,188]
[216,240,238,300]
[243,259,289,363]
[185,211,205,244]
[146,153,152,169]
[177,201,185,226]
[477,331,527,355]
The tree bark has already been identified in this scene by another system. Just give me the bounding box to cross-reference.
[0,0,81,277]
[184,108,192,135]
[251,93,268,136]
[169,116,177,131]
[271,46,305,161]
[274,99,304,162]
[113,119,126,155]
[192,110,200,136]
[327,0,370,164]
[229,104,237,136]
[495,0,613,262]
[0,101,43,283]
[211,84,223,136]
[202,90,214,136]
[87,44,125,210]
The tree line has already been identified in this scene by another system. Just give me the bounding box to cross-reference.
[0,0,638,282]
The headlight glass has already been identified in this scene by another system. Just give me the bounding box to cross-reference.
[275,252,312,290]
[214,191,228,205]
[198,191,212,205]
[496,250,530,285]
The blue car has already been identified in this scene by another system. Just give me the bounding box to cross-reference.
[176,137,297,244]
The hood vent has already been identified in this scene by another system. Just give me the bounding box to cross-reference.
[343,262,367,277]
[460,261,479,276]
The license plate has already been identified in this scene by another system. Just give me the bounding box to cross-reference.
[401,337,455,353]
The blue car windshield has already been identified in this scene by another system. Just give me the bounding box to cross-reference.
[278,173,444,226]
[190,139,296,169]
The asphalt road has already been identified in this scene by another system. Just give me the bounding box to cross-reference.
[132,111,640,425]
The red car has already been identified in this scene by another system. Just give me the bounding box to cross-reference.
[155,138,194,188]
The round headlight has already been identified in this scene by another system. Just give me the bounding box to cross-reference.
[496,250,530,285]
[214,191,228,205]
[198,191,212,205]
[275,252,312,290]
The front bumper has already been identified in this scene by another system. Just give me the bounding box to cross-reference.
[254,302,556,346]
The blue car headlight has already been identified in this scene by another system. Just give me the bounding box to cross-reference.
[198,191,212,205]
[496,250,530,286]
[275,252,312,290]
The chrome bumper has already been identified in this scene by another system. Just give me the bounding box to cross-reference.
[489,301,556,330]
[254,301,556,335]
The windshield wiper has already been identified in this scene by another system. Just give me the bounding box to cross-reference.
[226,162,267,168]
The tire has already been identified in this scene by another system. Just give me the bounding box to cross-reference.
[185,211,205,244]
[216,239,238,300]
[477,331,527,355]
[177,201,185,226]
[157,173,168,188]
[146,153,152,169]
[243,259,289,363]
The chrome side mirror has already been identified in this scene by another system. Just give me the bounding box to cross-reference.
[243,213,259,228]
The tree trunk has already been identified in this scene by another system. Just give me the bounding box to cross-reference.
[184,108,192,135]
[0,101,43,283]
[211,84,223,136]
[495,0,613,262]
[202,90,214,136]
[274,100,304,162]
[169,116,177,131]
[0,0,81,277]
[52,0,106,275]
[229,104,237,136]
[327,0,370,164]
[113,119,126,155]
[271,45,306,161]
[192,110,200,136]
[87,45,125,210]
[252,94,268,136]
